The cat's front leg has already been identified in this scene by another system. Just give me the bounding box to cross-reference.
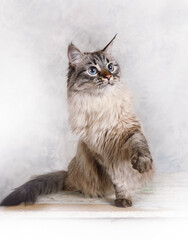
[113,182,132,208]
[126,131,153,173]
[107,168,132,208]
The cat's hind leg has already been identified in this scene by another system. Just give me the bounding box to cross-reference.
[64,141,112,198]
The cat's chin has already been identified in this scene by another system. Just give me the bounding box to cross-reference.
[94,83,117,95]
[98,82,114,89]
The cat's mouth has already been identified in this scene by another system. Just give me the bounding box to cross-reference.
[98,76,114,88]
[97,81,114,89]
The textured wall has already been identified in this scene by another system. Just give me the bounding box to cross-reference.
[0,0,188,199]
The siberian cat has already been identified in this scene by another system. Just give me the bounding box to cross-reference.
[1,35,154,208]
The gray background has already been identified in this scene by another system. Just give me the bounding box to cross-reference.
[0,0,188,199]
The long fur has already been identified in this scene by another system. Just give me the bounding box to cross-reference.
[1,171,67,206]
[1,38,154,207]
[67,82,154,192]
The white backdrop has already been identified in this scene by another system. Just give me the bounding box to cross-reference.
[0,0,188,200]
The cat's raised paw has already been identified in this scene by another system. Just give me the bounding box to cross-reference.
[115,198,132,208]
[131,153,153,173]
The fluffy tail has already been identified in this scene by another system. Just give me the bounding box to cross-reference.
[0,171,68,206]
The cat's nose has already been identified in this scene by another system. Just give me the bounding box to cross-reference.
[105,75,111,80]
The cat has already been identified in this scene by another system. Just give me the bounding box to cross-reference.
[1,35,154,208]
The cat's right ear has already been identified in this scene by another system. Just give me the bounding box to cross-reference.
[68,43,84,66]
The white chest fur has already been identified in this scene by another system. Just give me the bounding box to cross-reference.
[68,82,139,147]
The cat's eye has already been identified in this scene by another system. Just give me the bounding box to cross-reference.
[88,66,98,75]
[108,63,114,72]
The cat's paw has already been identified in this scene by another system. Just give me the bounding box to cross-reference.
[115,198,132,208]
[131,153,153,173]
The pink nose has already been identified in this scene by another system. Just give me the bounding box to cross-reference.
[105,75,111,80]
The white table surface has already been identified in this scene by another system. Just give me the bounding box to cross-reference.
[1,172,188,219]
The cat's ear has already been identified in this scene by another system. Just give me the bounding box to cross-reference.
[68,43,84,65]
[102,34,117,55]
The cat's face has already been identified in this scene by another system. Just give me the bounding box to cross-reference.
[67,35,121,94]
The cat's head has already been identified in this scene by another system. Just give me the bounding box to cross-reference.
[67,35,121,94]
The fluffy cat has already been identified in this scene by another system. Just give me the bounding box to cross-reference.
[1,35,154,208]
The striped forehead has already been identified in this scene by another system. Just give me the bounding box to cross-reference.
[87,52,109,66]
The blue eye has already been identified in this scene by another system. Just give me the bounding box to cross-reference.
[108,63,114,72]
[88,66,98,75]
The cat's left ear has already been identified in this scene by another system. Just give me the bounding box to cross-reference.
[102,34,117,55]
[68,43,84,66]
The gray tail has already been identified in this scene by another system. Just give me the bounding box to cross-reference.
[0,171,68,206]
